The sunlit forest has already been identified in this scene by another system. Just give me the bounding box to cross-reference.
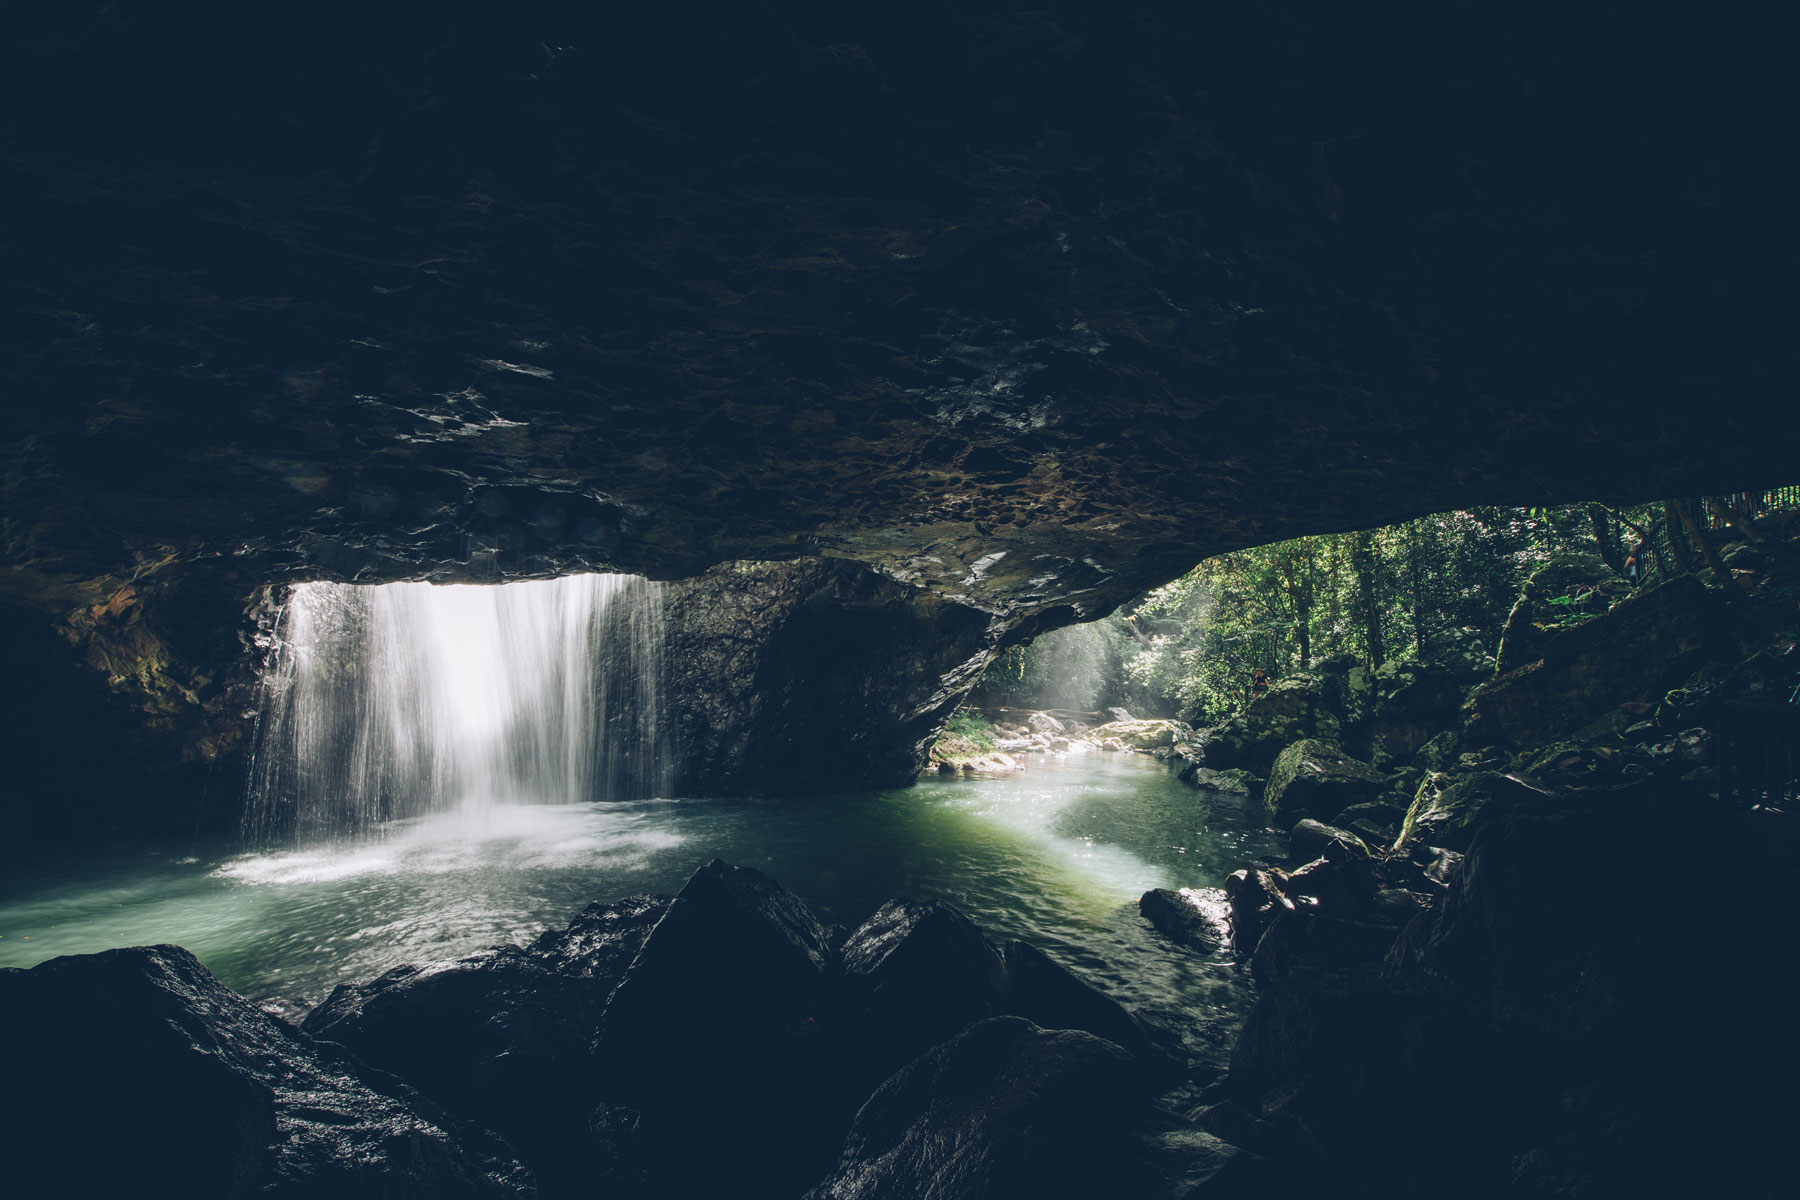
[976,490,1800,724]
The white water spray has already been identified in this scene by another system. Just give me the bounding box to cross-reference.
[245,574,669,844]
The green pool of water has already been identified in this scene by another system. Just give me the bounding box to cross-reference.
[0,753,1283,1067]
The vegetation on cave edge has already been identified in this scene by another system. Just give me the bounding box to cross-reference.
[975,488,1800,727]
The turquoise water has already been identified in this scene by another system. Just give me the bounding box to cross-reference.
[0,754,1282,1067]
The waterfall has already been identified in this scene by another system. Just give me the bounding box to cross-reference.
[244,574,670,844]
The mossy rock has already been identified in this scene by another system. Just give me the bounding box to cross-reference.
[1180,764,1259,795]
[1263,739,1390,824]
[1413,730,1463,774]
[1202,675,1343,777]
[1494,552,1616,676]
[1463,575,1727,751]
[1332,799,1409,841]
[1395,770,1543,852]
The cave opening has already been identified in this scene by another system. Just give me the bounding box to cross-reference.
[6,0,1800,1191]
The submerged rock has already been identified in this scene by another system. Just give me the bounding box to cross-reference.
[1138,887,1228,952]
[1179,764,1259,794]
[0,945,534,1198]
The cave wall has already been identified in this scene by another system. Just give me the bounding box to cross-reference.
[662,561,1001,795]
[5,1,1796,620]
[5,3,1800,841]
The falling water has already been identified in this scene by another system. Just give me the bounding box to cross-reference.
[244,574,669,844]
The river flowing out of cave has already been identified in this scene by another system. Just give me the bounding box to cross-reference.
[0,755,1283,1068]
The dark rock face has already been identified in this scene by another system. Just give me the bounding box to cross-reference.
[1465,575,1727,750]
[804,1017,1160,1200]
[5,2,1799,828]
[302,894,668,1193]
[7,3,1792,614]
[280,860,1193,1196]
[0,945,534,1198]
[661,560,1000,794]
[1219,777,1793,1197]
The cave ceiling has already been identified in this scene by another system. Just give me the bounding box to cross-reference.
[5,2,1797,623]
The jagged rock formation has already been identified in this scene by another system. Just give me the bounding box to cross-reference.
[0,945,536,1198]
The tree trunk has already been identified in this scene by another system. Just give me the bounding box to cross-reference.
[1706,496,1765,543]
[1352,529,1384,669]
[1663,501,1696,575]
[1673,498,1737,586]
[1587,504,1625,575]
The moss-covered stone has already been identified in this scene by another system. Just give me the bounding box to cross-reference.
[1179,764,1259,795]
[1263,739,1390,824]
[1464,575,1727,751]
[1202,676,1344,777]
[1493,552,1617,676]
[1394,769,1545,852]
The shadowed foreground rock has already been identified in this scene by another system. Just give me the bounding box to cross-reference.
[806,1016,1276,1200]
[0,945,534,1199]
[303,893,670,1195]
[288,860,1197,1198]
[805,1017,1157,1200]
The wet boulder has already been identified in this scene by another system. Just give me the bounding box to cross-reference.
[593,859,840,1196]
[840,899,1008,1083]
[1330,800,1409,847]
[1028,712,1066,735]
[998,939,1172,1074]
[1224,868,1294,953]
[302,894,668,1190]
[1262,739,1389,823]
[1288,818,1371,862]
[0,945,534,1199]
[1138,887,1228,952]
[838,900,1169,1082]
[803,1017,1161,1200]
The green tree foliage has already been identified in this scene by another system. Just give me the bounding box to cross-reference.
[977,489,1800,728]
